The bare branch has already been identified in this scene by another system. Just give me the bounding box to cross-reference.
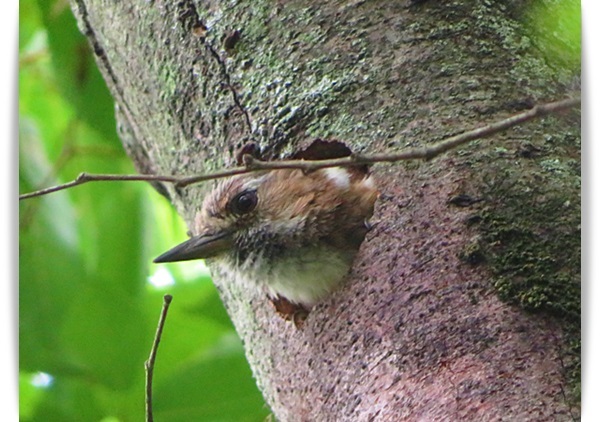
[145,294,173,422]
[19,172,182,200]
[19,97,579,200]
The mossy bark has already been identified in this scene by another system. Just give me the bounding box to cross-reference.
[71,0,580,420]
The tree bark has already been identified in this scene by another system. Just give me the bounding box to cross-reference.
[71,0,580,420]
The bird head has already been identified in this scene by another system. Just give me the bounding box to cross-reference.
[154,166,377,307]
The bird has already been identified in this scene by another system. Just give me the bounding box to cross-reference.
[154,165,378,323]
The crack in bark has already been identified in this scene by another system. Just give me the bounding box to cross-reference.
[203,39,253,134]
[177,0,253,135]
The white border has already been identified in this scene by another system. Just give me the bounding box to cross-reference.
[6,1,594,421]
[2,1,18,420]
[582,1,598,421]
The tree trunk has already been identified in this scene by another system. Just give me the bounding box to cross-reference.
[70,0,580,420]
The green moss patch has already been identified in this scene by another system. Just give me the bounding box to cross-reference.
[477,154,580,403]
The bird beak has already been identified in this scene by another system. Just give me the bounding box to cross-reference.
[153,231,233,263]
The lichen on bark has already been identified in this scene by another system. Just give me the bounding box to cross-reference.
[474,123,581,405]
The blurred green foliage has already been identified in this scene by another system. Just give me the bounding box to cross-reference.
[526,0,581,70]
[18,1,269,420]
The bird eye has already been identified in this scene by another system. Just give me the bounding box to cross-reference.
[229,190,258,215]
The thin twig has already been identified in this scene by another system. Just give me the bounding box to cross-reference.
[19,96,579,200]
[19,173,182,200]
[145,294,173,422]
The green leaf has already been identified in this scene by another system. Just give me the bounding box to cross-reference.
[60,279,151,390]
[526,0,581,69]
[27,375,106,422]
[19,132,84,372]
[153,337,270,422]
[35,0,119,144]
[19,372,48,420]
